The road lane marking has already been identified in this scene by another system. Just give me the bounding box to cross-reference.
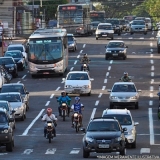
[132,52,136,54]
[150,60,154,64]
[150,42,153,47]
[149,101,153,106]
[22,109,45,135]
[17,81,21,83]
[149,108,154,145]
[151,79,154,84]
[55,87,60,91]
[45,101,50,106]
[108,66,111,70]
[70,149,80,154]
[70,67,74,71]
[128,37,133,39]
[140,148,150,154]
[102,86,106,90]
[77,55,80,58]
[90,108,96,120]
[104,79,107,83]
[45,148,56,154]
[95,100,99,106]
[150,54,153,57]
[151,72,154,77]
[98,93,102,98]
[83,44,86,48]
[151,66,154,71]
[22,149,33,155]
[106,72,109,77]
[22,75,26,79]
[150,93,153,97]
[74,60,77,65]
[150,86,154,91]
[140,37,144,39]
[110,60,113,64]
[50,94,54,99]
[80,50,83,54]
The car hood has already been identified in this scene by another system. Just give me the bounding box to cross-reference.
[9,102,22,109]
[0,123,9,128]
[68,41,74,44]
[14,58,21,63]
[110,92,138,97]
[106,48,125,51]
[5,64,15,68]
[65,80,90,86]
[86,131,121,139]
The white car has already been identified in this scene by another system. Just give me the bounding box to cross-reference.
[0,69,5,89]
[102,108,139,148]
[62,71,94,96]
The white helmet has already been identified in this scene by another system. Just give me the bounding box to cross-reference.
[124,72,128,75]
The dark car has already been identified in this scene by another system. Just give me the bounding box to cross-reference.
[157,36,160,53]
[0,108,14,152]
[105,40,128,60]
[0,57,18,78]
[105,19,121,35]
[1,83,29,111]
[81,117,126,158]
[4,50,25,71]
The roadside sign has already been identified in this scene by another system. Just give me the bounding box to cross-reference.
[8,7,14,11]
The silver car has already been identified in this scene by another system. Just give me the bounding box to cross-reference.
[0,92,26,121]
[102,108,139,148]
[67,34,77,52]
[108,82,141,109]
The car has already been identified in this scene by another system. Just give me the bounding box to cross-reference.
[62,71,94,96]
[105,19,121,35]
[102,108,139,148]
[0,100,16,129]
[95,23,114,40]
[81,117,126,158]
[130,20,147,35]
[0,57,18,78]
[91,21,101,32]
[1,83,29,111]
[4,50,25,71]
[48,19,57,28]
[0,92,27,121]
[0,67,5,89]
[67,34,77,52]
[108,82,142,109]
[105,40,128,60]
[0,108,14,152]
[7,44,27,62]
[157,36,160,53]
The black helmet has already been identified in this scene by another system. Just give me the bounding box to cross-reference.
[84,53,87,57]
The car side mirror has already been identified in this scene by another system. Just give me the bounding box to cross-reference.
[62,78,65,81]
[90,78,94,81]
[138,90,142,92]
[9,118,14,122]
[122,127,127,132]
[107,89,111,92]
[12,110,16,114]
[80,128,86,133]
[26,91,29,94]
[134,122,139,126]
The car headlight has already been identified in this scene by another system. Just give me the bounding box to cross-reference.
[17,59,23,63]
[110,96,118,99]
[69,44,74,46]
[2,129,8,133]
[65,85,72,88]
[106,51,112,53]
[9,67,14,70]
[83,85,89,89]
[86,137,94,143]
[119,51,124,53]
[128,129,134,134]
[115,137,122,142]
[130,96,138,100]
[30,64,36,69]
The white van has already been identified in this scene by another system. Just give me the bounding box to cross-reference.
[145,18,152,30]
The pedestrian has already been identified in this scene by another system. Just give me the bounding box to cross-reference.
[16,19,21,34]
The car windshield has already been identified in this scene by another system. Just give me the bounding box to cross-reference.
[67,73,89,80]
[67,36,74,42]
[112,84,136,92]
[0,103,9,111]
[8,46,23,52]
[103,115,132,125]
[98,25,112,30]
[105,20,119,25]
[87,121,120,131]
[132,21,145,25]
[0,113,7,123]
[0,58,14,65]
[107,42,124,48]
[5,51,22,58]
[0,94,21,102]
[1,86,25,94]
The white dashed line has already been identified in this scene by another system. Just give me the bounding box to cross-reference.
[150,86,154,91]
[108,66,111,70]
[150,42,153,47]
[151,66,154,71]
[80,50,83,54]
[70,67,74,71]
[104,79,107,83]
[74,60,77,65]
[22,75,26,79]
[55,87,60,91]
[150,93,153,98]
[150,60,154,64]
[128,37,133,39]
[106,72,109,77]
[110,60,113,64]
[149,108,154,145]
[140,37,144,39]
[151,79,154,84]
[149,101,153,106]
[102,86,106,90]
[50,94,54,99]
[83,44,86,48]
[132,52,136,54]
[151,72,154,77]
[90,108,96,120]
[77,55,80,58]
[150,54,153,57]
[98,93,102,98]
[70,149,80,154]
[150,37,154,39]
[45,101,50,106]
[95,100,99,106]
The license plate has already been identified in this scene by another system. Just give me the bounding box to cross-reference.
[102,35,107,36]
[113,54,118,56]
[99,144,109,148]
[74,89,80,93]
[43,72,49,74]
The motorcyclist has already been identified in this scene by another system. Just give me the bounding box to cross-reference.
[71,97,84,127]
[57,91,71,116]
[41,108,57,138]
[120,72,132,82]
[80,53,90,71]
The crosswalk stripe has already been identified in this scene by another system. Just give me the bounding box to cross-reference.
[140,148,150,154]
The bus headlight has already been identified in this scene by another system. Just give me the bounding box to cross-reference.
[65,85,72,88]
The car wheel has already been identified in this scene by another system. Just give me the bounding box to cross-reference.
[135,102,139,109]
[13,120,16,129]
[123,56,126,60]
[158,48,160,53]
[88,91,91,96]
[130,32,133,35]
[73,47,76,52]
[131,139,136,148]
[21,113,25,121]
[111,37,114,40]
[96,37,98,40]
[31,74,36,78]
[21,66,24,71]
[83,148,90,158]
[105,54,109,60]
[110,103,114,109]
[26,104,29,111]
[119,148,125,155]
[6,140,13,152]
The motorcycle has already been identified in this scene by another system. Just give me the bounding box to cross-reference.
[46,120,56,143]
[1,66,12,83]
[60,102,69,121]
[73,112,81,132]
[119,76,132,82]
[82,63,89,72]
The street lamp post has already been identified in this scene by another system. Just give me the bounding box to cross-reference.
[32,0,34,24]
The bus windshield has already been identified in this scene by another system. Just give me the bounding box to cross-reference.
[90,13,105,22]
[28,38,63,61]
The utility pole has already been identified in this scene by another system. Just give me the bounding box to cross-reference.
[32,0,35,24]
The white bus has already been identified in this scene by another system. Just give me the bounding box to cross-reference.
[26,28,68,77]
[57,3,92,35]
[90,11,105,23]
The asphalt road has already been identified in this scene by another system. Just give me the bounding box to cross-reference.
[0,31,160,160]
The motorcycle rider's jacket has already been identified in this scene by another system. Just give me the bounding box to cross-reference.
[57,96,71,106]
[121,76,131,82]
[42,114,57,125]
[71,103,84,114]
[81,57,90,64]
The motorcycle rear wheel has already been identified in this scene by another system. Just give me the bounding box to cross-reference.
[62,110,65,121]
